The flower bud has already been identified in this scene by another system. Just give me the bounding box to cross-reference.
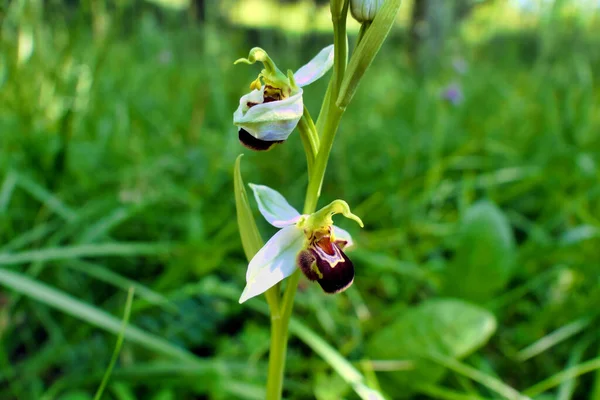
[350,0,385,23]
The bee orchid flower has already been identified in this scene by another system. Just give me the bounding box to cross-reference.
[233,45,334,151]
[240,184,363,303]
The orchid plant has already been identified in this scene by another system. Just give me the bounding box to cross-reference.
[240,184,363,303]
[232,1,402,399]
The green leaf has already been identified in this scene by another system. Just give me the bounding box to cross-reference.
[366,299,496,395]
[444,201,516,302]
[233,155,279,311]
[234,155,264,260]
[336,0,402,109]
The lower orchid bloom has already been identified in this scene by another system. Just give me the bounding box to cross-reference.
[240,184,364,303]
[233,45,334,151]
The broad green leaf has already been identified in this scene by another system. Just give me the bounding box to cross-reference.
[336,0,402,109]
[444,201,516,302]
[366,299,496,394]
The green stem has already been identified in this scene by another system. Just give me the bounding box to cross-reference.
[331,1,349,99]
[356,22,371,45]
[264,3,349,398]
[265,305,285,399]
[298,107,320,177]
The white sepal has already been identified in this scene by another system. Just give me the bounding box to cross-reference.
[239,225,305,303]
[233,89,304,141]
[248,183,302,228]
[293,45,335,88]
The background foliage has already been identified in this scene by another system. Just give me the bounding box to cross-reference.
[1,0,600,399]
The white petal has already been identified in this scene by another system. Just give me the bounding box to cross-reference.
[332,225,354,249]
[248,183,301,228]
[240,226,305,303]
[237,88,265,114]
[293,45,334,88]
[233,89,304,141]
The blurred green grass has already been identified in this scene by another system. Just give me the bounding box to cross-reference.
[1,0,600,399]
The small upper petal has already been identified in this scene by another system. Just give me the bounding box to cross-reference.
[249,183,301,228]
[240,225,305,303]
[332,225,354,250]
[293,45,334,88]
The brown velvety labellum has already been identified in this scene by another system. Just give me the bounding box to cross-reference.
[297,239,355,294]
[238,129,282,151]
[297,249,320,281]
[314,245,354,293]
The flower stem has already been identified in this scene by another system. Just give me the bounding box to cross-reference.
[298,107,320,177]
[265,306,285,400]
[264,2,349,398]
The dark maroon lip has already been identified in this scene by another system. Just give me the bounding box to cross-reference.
[238,129,283,151]
[297,239,355,294]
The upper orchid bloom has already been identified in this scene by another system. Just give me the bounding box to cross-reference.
[233,45,334,151]
[239,184,363,303]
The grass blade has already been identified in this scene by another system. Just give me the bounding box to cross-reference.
[94,287,135,400]
[15,173,77,221]
[0,171,17,214]
[523,357,600,397]
[0,268,198,363]
[557,339,591,400]
[516,317,593,362]
[290,319,387,400]
[415,383,493,400]
[0,242,172,266]
[428,353,530,400]
[188,277,386,400]
[1,222,58,252]
[67,260,177,314]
